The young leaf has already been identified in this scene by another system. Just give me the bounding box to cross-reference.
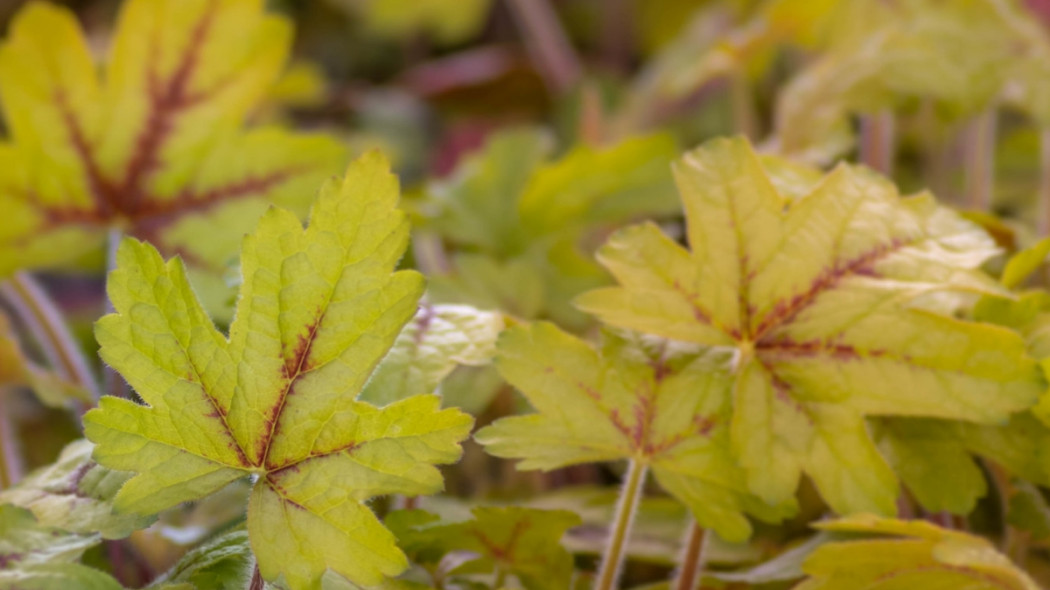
[83,153,474,590]
[0,0,344,289]
[388,506,581,590]
[0,439,153,538]
[0,504,99,564]
[794,515,1041,590]
[476,322,796,542]
[576,136,1043,516]
[359,302,504,406]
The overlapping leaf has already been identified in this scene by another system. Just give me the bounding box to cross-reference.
[577,136,1043,517]
[0,439,152,538]
[420,128,678,328]
[0,0,344,299]
[476,322,796,542]
[793,515,1040,590]
[359,302,504,406]
[83,153,473,590]
[388,506,580,590]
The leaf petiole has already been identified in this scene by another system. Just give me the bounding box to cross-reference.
[595,459,648,590]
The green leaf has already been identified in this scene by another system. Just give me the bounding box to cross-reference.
[0,504,99,568]
[359,303,504,406]
[0,439,153,538]
[0,564,121,590]
[83,153,474,590]
[476,322,796,542]
[331,0,493,45]
[420,129,678,327]
[148,529,252,590]
[388,506,581,590]
[577,136,1043,517]
[1006,480,1050,541]
[794,515,1041,590]
[0,0,344,294]
[0,310,90,407]
[1002,237,1050,290]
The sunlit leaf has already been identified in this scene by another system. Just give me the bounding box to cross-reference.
[83,153,473,590]
[359,302,504,406]
[0,439,153,538]
[794,514,1041,590]
[477,322,796,542]
[577,136,1043,517]
[0,0,344,298]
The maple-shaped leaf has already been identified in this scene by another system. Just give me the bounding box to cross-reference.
[793,515,1040,590]
[0,0,344,290]
[83,153,474,590]
[387,506,580,590]
[576,136,1043,516]
[359,302,504,406]
[0,439,152,538]
[476,322,796,542]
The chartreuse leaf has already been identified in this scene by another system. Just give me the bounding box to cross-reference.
[83,153,474,590]
[1002,237,1050,290]
[359,303,504,406]
[0,310,89,406]
[476,323,796,542]
[793,515,1041,590]
[0,439,152,538]
[388,506,580,590]
[0,0,344,289]
[577,136,1043,518]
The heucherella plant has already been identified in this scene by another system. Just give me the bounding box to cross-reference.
[0,0,344,291]
[82,153,474,590]
[576,136,1043,518]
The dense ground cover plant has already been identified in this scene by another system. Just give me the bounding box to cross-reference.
[7,0,1050,589]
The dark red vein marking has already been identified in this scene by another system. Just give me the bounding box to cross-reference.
[264,474,307,512]
[473,520,529,562]
[268,441,359,475]
[116,8,216,213]
[56,92,113,217]
[256,313,324,466]
[756,339,892,361]
[751,238,908,340]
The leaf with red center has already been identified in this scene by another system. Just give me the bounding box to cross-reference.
[576,136,1043,518]
[0,0,344,297]
[82,153,473,590]
[476,322,796,542]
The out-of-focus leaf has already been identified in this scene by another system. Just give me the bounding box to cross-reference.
[82,153,473,590]
[793,515,1041,590]
[577,136,1042,517]
[712,532,829,584]
[0,439,153,538]
[360,303,504,406]
[477,323,796,542]
[328,0,493,45]
[0,505,99,568]
[388,506,580,590]
[0,1,345,309]
[0,563,121,590]
[0,311,89,407]
[1002,237,1050,289]
[1007,480,1050,541]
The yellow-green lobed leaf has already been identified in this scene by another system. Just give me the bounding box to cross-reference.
[576,136,1044,518]
[84,152,474,590]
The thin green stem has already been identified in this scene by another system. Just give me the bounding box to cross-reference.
[505,0,583,95]
[0,391,21,489]
[594,460,647,590]
[674,521,708,590]
[0,272,100,401]
[859,110,895,176]
[965,108,998,211]
[729,67,758,140]
[1038,127,1050,236]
